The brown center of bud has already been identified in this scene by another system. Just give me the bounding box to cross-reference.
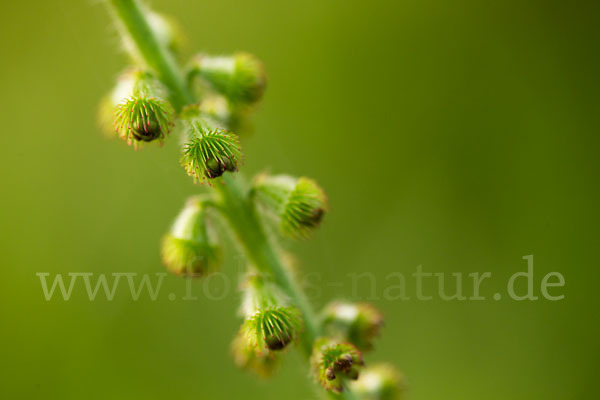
[132,116,161,142]
[264,329,293,351]
[205,158,225,179]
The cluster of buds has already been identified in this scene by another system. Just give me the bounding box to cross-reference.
[253,174,328,239]
[310,338,364,393]
[311,301,404,395]
[232,274,303,376]
[160,197,221,277]
[100,39,266,178]
[101,3,406,397]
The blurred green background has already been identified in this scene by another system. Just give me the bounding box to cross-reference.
[1,0,599,399]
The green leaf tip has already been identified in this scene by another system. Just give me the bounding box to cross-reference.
[310,338,364,393]
[160,199,221,277]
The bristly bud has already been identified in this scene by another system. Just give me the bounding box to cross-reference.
[322,302,384,351]
[160,198,220,277]
[310,338,364,393]
[350,364,407,400]
[253,174,328,239]
[239,274,303,352]
[112,69,175,147]
[242,306,302,351]
[189,52,266,105]
[180,115,243,184]
[231,329,279,378]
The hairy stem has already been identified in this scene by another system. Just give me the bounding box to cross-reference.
[108,0,193,109]
[213,174,320,356]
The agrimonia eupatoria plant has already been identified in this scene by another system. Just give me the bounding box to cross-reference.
[101,1,406,399]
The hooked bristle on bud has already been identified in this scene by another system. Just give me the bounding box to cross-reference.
[189,52,266,105]
[180,118,243,183]
[310,338,364,393]
[231,330,279,378]
[322,302,384,351]
[161,199,220,277]
[350,364,407,400]
[112,70,174,147]
[253,174,328,239]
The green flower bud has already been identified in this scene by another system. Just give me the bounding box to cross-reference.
[180,118,243,184]
[112,70,175,147]
[322,302,384,351]
[238,274,303,352]
[242,306,302,351]
[253,174,328,239]
[189,52,266,105]
[310,338,364,393]
[160,199,220,277]
[350,364,407,400]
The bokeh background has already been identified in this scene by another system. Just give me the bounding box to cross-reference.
[1,0,599,399]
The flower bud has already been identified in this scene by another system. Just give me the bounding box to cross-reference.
[160,199,220,277]
[242,306,302,351]
[322,302,384,351]
[180,118,243,184]
[112,70,175,147]
[253,175,328,239]
[310,338,364,393]
[350,364,407,400]
[238,274,303,352]
[189,52,266,105]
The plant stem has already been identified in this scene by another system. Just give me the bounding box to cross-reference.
[108,0,193,109]
[213,174,320,356]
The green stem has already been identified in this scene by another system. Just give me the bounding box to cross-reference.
[213,174,320,356]
[108,0,193,109]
